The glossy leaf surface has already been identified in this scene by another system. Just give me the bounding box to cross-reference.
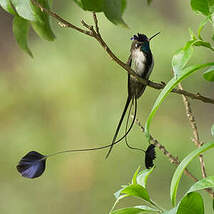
[188,176,214,193]
[145,63,214,138]
[177,192,204,214]
[170,142,214,206]
[13,16,33,57]
[111,205,159,214]
[203,66,214,81]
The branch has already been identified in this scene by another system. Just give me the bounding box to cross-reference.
[134,117,214,197]
[178,83,207,179]
[170,87,214,104]
[31,0,214,105]
[93,12,100,35]
[31,0,92,36]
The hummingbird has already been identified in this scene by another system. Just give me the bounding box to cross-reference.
[16,33,160,179]
[105,32,160,159]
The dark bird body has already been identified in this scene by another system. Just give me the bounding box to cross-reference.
[106,33,159,158]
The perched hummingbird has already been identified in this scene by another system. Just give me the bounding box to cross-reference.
[105,32,160,159]
[16,33,160,179]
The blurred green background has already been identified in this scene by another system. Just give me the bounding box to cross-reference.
[0,0,214,213]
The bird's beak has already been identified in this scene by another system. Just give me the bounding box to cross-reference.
[149,32,160,41]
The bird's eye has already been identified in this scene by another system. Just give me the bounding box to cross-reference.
[135,43,139,48]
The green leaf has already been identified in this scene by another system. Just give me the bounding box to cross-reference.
[172,40,196,76]
[136,167,154,188]
[211,124,214,136]
[13,16,33,57]
[208,0,214,13]
[81,0,103,12]
[188,176,214,193]
[177,192,204,214]
[10,0,35,21]
[73,0,127,26]
[188,28,197,40]
[194,40,214,51]
[147,0,152,5]
[31,0,55,41]
[191,0,210,16]
[213,198,214,211]
[1,0,55,41]
[121,0,126,14]
[162,208,177,214]
[121,184,150,202]
[134,205,159,212]
[111,206,159,214]
[103,0,127,26]
[203,66,214,81]
[212,33,214,41]
[73,0,83,8]
[114,186,128,199]
[111,183,151,213]
[111,193,128,213]
[112,185,129,211]
[132,166,141,185]
[0,0,16,14]
[170,142,214,206]
[145,63,214,138]
[111,207,145,214]
[198,17,210,40]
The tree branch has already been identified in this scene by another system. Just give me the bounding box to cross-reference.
[93,12,100,35]
[178,83,207,179]
[134,117,214,197]
[31,0,214,105]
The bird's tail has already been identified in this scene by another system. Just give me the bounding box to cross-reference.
[124,97,145,152]
[105,96,132,159]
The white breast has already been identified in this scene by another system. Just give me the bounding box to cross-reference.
[132,49,146,76]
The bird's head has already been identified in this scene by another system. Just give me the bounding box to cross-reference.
[131,32,160,53]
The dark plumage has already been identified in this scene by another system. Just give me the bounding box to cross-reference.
[145,144,156,169]
[131,33,148,42]
[105,32,159,159]
[16,151,46,179]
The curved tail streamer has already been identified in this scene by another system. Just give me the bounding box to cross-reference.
[105,96,132,159]
[124,97,145,152]
[105,96,141,159]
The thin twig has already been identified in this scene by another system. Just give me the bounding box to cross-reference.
[178,83,207,179]
[170,87,214,104]
[93,12,100,35]
[134,117,214,197]
[31,0,214,105]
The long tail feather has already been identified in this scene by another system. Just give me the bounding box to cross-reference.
[124,97,145,152]
[105,96,132,159]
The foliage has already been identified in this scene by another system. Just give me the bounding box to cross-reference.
[111,143,214,213]
[170,142,214,206]
[0,0,214,214]
[0,0,127,56]
[0,0,55,57]
[212,124,214,136]
[145,0,214,137]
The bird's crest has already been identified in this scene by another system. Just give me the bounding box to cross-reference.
[131,33,148,42]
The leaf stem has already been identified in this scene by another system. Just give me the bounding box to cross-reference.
[150,199,165,212]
